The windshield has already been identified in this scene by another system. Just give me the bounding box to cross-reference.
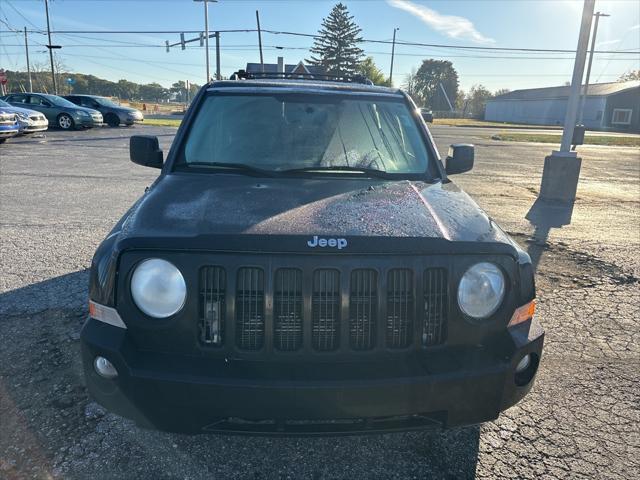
[94,96,119,107]
[179,93,433,176]
[43,94,81,108]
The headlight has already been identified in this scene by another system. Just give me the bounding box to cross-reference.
[16,112,29,121]
[457,262,505,319]
[130,258,186,318]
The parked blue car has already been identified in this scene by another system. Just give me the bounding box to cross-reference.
[0,109,19,143]
[0,99,49,134]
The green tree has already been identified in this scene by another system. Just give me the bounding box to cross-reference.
[139,83,169,102]
[170,81,187,102]
[358,57,390,86]
[307,3,364,77]
[618,70,640,82]
[466,84,494,119]
[402,68,423,106]
[116,79,139,100]
[494,88,510,97]
[413,59,459,111]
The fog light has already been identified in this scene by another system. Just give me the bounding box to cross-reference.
[516,354,531,373]
[94,356,118,379]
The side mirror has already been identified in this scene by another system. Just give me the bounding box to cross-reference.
[421,109,433,123]
[445,144,474,175]
[130,135,163,169]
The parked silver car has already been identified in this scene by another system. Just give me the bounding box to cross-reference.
[0,110,20,143]
[0,99,49,134]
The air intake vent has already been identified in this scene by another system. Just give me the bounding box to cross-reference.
[274,269,303,351]
[423,268,447,346]
[312,270,340,351]
[349,269,377,350]
[236,268,265,350]
[199,267,226,346]
[386,269,413,348]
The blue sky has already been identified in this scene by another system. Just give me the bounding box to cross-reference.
[1,0,639,92]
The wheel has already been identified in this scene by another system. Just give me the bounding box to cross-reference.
[57,114,75,130]
[106,113,120,127]
[0,138,6,144]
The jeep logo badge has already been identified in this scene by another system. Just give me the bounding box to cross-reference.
[307,235,347,250]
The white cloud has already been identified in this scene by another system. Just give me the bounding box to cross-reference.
[387,0,494,44]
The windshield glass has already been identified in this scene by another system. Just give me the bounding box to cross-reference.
[179,93,432,175]
[43,94,81,108]
[94,96,119,107]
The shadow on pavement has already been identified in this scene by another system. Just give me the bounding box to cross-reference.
[525,198,575,271]
[0,270,481,479]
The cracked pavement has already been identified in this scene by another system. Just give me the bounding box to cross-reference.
[1,125,638,479]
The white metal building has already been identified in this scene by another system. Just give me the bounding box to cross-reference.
[485,81,640,132]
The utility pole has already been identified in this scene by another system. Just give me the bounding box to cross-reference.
[215,32,221,80]
[538,0,595,203]
[256,10,264,73]
[194,0,215,82]
[44,0,58,94]
[24,27,32,92]
[577,11,609,125]
[389,27,399,85]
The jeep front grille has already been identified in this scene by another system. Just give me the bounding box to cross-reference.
[236,268,265,350]
[423,269,447,347]
[274,269,303,351]
[386,269,414,348]
[312,269,340,351]
[198,264,448,354]
[199,266,225,346]
[349,269,378,350]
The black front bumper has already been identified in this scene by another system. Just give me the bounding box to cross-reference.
[81,318,543,435]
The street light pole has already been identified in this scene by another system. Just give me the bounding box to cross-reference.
[389,27,399,85]
[194,0,215,82]
[538,0,596,203]
[24,27,33,92]
[44,0,57,94]
[577,11,609,125]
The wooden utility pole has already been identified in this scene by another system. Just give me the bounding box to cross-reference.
[256,11,264,73]
[44,0,58,94]
[24,27,33,92]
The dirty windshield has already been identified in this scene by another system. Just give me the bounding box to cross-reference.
[181,93,432,175]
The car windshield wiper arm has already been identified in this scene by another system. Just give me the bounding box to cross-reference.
[280,166,391,178]
[185,162,278,177]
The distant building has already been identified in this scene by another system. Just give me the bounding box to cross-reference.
[245,58,325,77]
[485,81,639,132]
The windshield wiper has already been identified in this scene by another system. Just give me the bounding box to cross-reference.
[280,166,391,178]
[184,162,278,177]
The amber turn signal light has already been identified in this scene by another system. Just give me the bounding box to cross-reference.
[508,300,536,327]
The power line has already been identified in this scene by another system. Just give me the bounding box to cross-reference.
[2,27,638,55]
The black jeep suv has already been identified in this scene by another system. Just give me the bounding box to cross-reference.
[82,74,543,435]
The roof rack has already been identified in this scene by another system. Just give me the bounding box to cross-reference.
[228,70,374,86]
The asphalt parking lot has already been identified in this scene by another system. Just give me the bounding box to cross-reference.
[1,125,639,479]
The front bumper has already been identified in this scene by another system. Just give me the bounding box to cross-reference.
[81,316,544,435]
[0,126,19,138]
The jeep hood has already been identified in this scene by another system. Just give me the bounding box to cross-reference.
[114,173,517,253]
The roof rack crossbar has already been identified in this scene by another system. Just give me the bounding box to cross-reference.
[229,70,374,86]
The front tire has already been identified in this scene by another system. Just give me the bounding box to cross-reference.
[106,114,120,127]
[0,138,7,144]
[58,114,75,130]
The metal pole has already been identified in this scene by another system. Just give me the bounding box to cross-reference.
[558,0,596,153]
[256,11,264,73]
[439,82,454,111]
[215,32,221,80]
[44,0,57,94]
[204,0,210,82]
[389,28,398,85]
[24,27,33,92]
[578,11,609,125]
